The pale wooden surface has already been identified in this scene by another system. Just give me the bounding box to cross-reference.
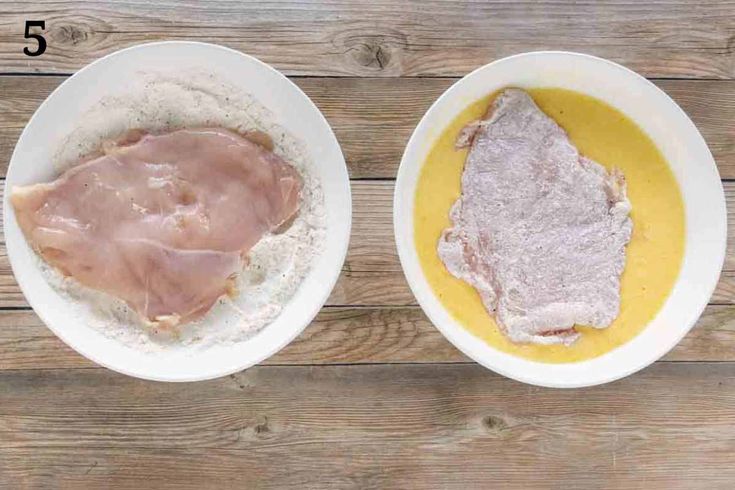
[0,1,734,79]
[1,2,734,489]
[2,363,735,489]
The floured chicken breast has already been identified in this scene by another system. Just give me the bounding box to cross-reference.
[438,89,632,346]
[12,128,301,328]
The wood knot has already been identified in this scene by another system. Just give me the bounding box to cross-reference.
[50,16,112,47]
[254,416,271,436]
[228,373,246,390]
[336,29,407,74]
[54,24,89,45]
[353,42,391,70]
[482,415,508,432]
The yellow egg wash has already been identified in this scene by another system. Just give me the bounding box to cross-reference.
[414,88,685,363]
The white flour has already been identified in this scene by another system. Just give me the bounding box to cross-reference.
[39,72,326,353]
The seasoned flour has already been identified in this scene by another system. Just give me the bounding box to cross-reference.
[38,72,326,353]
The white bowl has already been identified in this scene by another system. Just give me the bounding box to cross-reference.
[394,51,726,388]
[4,41,351,382]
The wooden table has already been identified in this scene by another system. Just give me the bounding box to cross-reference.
[1,2,734,488]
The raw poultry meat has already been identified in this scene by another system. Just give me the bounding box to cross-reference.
[438,89,632,345]
[12,128,301,327]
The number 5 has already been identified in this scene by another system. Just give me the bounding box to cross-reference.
[24,20,47,57]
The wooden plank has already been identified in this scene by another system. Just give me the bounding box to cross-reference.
[0,181,734,308]
[2,363,735,489]
[2,303,735,370]
[0,307,464,369]
[0,1,734,78]
[0,76,734,179]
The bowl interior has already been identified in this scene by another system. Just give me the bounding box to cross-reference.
[3,41,351,382]
[394,51,726,388]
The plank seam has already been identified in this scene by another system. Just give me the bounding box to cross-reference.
[0,360,733,373]
[0,73,734,82]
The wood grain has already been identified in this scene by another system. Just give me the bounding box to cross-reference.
[2,363,735,489]
[1,1,734,78]
[0,76,734,179]
[1,181,734,309]
[2,303,735,371]
[0,3,733,489]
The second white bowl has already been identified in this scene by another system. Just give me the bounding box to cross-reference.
[394,51,726,388]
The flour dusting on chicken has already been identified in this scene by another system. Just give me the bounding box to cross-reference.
[438,88,632,346]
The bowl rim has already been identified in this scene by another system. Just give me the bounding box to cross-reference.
[393,50,727,388]
[3,41,352,382]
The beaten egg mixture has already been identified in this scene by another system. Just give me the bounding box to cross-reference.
[414,88,685,363]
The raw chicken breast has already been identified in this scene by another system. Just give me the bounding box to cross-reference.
[12,128,302,327]
[438,89,632,346]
